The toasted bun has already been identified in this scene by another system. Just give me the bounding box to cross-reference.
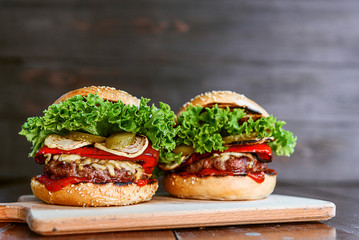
[54,86,140,106]
[163,173,276,200]
[177,91,269,117]
[31,178,158,207]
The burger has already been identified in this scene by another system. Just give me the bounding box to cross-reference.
[19,86,177,206]
[160,91,296,200]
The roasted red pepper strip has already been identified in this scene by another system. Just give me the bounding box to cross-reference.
[35,144,159,174]
[178,170,271,183]
[218,143,272,161]
[37,174,89,192]
[36,174,150,192]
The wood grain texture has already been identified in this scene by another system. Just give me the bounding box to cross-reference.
[274,182,359,236]
[0,194,335,235]
[0,0,358,182]
[0,223,176,240]
[175,223,336,240]
[1,182,358,239]
[1,0,359,63]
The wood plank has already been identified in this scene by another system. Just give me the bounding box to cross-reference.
[274,183,359,236]
[2,63,358,181]
[174,182,359,239]
[175,223,336,240]
[1,0,359,64]
[0,194,334,235]
[3,62,359,120]
[0,223,176,240]
[175,222,359,240]
[1,0,359,182]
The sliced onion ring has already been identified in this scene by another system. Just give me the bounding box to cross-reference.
[45,134,92,150]
[94,135,149,158]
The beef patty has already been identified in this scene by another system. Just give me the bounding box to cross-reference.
[180,153,268,175]
[44,159,147,183]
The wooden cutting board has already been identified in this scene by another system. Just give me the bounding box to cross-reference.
[0,194,335,236]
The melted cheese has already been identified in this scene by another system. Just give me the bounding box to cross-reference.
[56,154,82,163]
[44,153,52,164]
[87,160,144,180]
[212,152,251,161]
[212,152,256,169]
[51,154,145,180]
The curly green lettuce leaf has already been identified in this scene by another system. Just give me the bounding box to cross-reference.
[268,120,297,156]
[19,94,178,157]
[155,150,182,176]
[176,105,296,156]
[159,150,182,165]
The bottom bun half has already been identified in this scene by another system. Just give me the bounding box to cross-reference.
[163,173,276,200]
[31,178,158,207]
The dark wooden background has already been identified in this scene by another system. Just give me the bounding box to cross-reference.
[0,0,358,183]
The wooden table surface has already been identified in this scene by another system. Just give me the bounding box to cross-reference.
[0,180,358,239]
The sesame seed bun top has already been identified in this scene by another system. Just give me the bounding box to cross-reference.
[53,86,141,106]
[177,90,269,117]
